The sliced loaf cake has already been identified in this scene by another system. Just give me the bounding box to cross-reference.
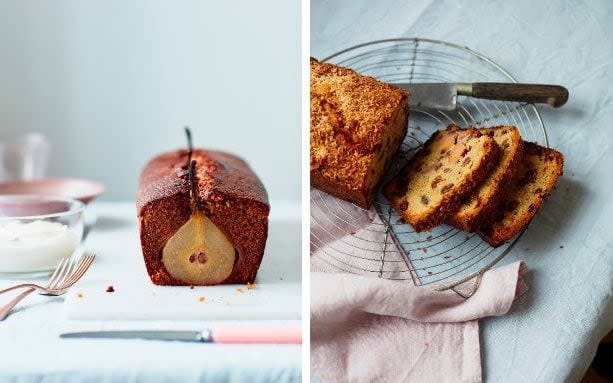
[448,126,523,231]
[479,142,564,247]
[383,125,500,232]
[310,58,409,209]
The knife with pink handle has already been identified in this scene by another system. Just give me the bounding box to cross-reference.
[60,326,302,344]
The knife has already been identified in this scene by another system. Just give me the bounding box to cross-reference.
[395,82,569,111]
[60,326,302,344]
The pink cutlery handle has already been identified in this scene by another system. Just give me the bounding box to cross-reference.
[212,326,302,344]
[0,287,35,321]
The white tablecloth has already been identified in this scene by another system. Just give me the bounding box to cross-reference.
[0,202,301,383]
[312,0,613,382]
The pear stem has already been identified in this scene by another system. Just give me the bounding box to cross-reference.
[184,126,193,164]
[188,159,198,210]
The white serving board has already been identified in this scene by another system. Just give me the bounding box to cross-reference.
[64,204,301,321]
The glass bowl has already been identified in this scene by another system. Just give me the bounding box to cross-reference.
[0,195,84,278]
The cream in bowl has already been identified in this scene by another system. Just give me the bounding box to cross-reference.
[0,195,84,275]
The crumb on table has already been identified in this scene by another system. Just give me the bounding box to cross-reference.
[106,285,115,293]
[198,296,206,303]
[236,288,244,293]
[190,285,195,290]
[77,292,84,299]
[246,282,256,290]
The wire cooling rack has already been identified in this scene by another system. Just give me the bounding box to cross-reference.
[311,38,548,289]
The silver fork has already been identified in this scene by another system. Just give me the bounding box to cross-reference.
[0,253,96,320]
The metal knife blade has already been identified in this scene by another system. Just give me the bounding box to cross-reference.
[394,83,458,111]
[60,330,210,342]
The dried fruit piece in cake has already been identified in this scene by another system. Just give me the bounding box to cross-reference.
[479,142,563,247]
[383,125,501,232]
[310,58,409,209]
[448,126,524,231]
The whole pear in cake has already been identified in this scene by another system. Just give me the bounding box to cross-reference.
[136,130,269,286]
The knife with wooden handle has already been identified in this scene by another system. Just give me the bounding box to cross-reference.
[394,82,569,111]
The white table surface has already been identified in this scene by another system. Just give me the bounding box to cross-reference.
[0,202,301,383]
[312,0,613,382]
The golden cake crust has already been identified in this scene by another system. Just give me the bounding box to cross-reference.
[310,57,409,208]
[479,142,563,247]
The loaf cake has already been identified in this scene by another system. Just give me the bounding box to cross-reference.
[479,142,563,247]
[448,126,523,231]
[310,57,409,209]
[383,125,500,232]
[136,149,269,285]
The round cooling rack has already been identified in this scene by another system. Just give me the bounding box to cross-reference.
[311,38,548,289]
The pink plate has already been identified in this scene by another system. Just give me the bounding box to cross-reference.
[0,178,105,204]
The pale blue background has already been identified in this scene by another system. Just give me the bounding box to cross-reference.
[0,0,301,203]
[312,0,613,382]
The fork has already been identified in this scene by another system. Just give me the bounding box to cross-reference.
[0,253,95,320]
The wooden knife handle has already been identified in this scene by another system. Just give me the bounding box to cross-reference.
[467,83,569,107]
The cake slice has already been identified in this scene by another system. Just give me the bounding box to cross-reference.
[448,126,524,231]
[479,142,563,247]
[384,125,501,232]
[310,57,409,209]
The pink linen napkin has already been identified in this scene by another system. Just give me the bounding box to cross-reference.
[310,190,528,383]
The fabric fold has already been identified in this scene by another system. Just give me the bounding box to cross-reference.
[311,261,528,383]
